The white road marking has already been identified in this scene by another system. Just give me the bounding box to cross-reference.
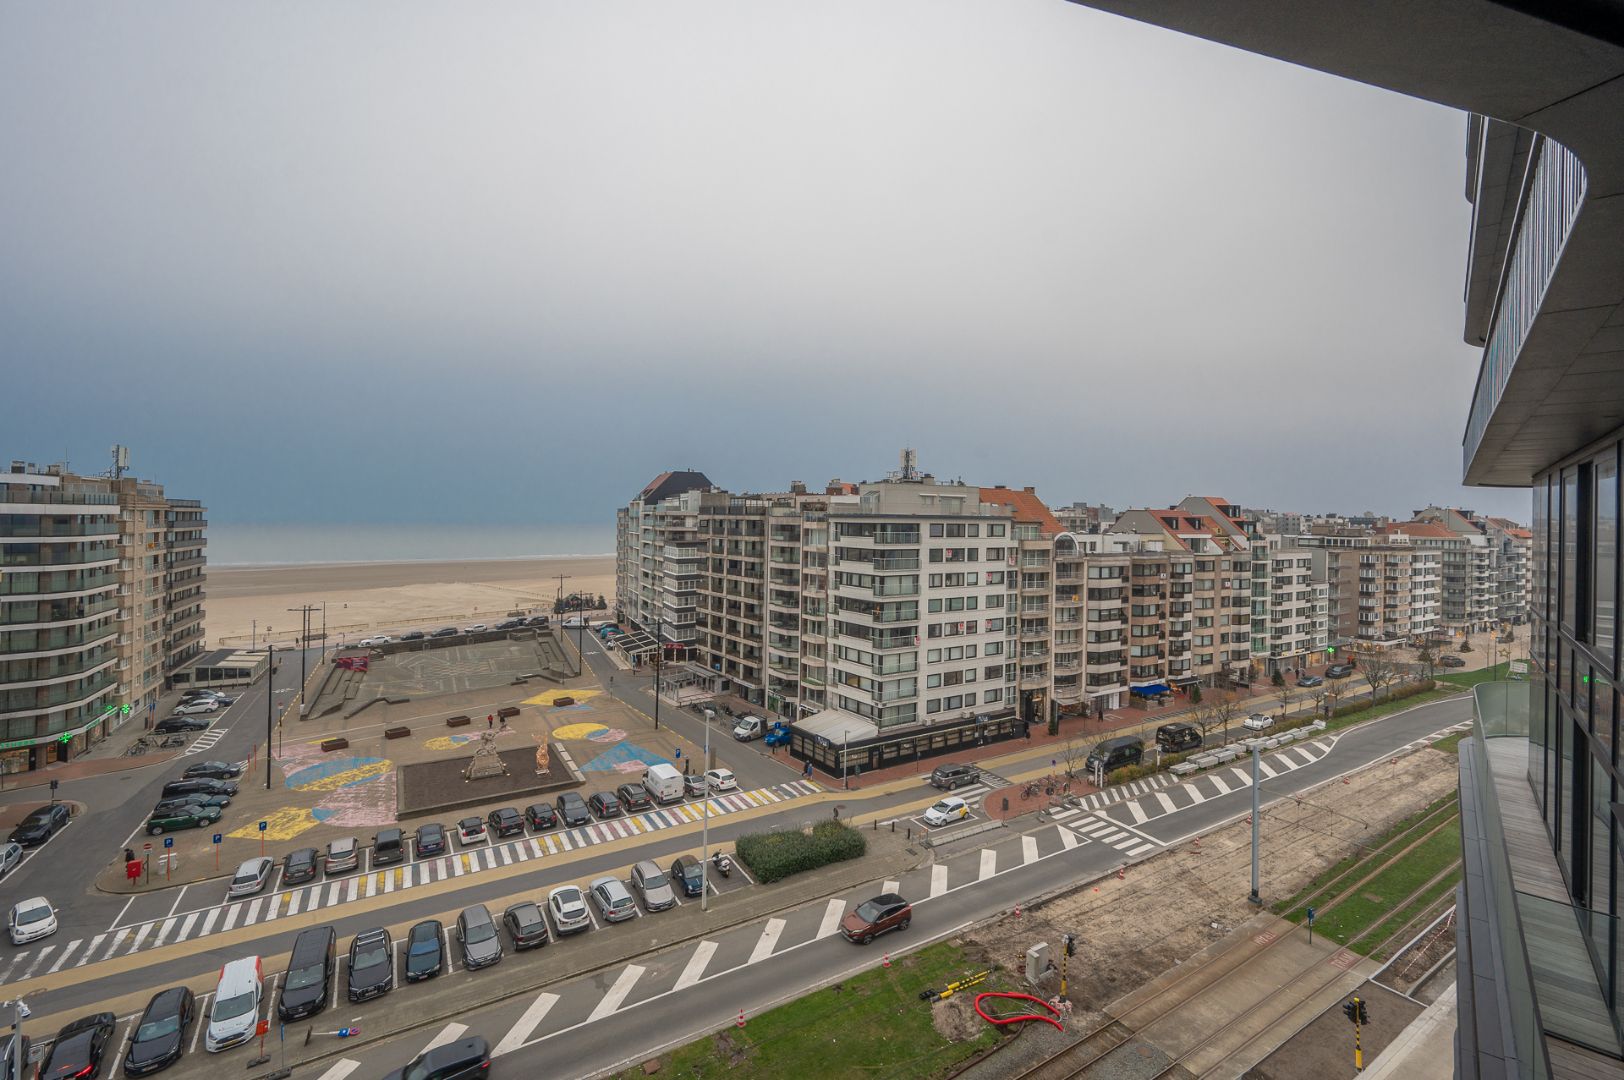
[176,912,200,941]
[201,908,221,936]
[418,1022,468,1057]
[346,877,360,902]
[674,941,719,991]
[818,899,846,939]
[1153,791,1178,815]
[1124,800,1150,825]
[313,1060,360,1080]
[882,879,900,894]
[978,849,996,880]
[930,865,948,898]
[749,918,786,965]
[1058,825,1079,850]
[1022,835,1039,865]
[166,885,190,918]
[586,965,646,1022]
[244,898,264,924]
[493,993,560,1056]
[75,933,106,966]
[102,928,131,959]
[47,939,82,972]
[22,946,56,980]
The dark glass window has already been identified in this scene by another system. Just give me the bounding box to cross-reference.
[1562,467,1580,635]
[1594,448,1617,667]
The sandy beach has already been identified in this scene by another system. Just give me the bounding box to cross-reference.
[206,556,616,648]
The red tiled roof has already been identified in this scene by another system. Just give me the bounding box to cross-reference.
[979,487,1063,533]
[1383,522,1455,539]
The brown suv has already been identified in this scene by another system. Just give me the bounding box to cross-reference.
[841,893,912,945]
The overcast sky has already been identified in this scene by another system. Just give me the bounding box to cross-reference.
[0,1,1527,526]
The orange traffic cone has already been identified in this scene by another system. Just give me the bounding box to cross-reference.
[736,1008,746,1029]
[882,953,891,968]
[1013,902,1022,918]
[1117,865,1126,880]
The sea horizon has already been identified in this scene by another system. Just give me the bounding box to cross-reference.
[207,522,615,567]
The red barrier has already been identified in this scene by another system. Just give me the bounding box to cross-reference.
[973,992,1064,1031]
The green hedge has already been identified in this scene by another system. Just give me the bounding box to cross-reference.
[734,820,868,884]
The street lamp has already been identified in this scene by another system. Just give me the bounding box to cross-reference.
[700,706,713,911]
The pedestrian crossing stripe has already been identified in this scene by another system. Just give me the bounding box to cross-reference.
[0,778,824,987]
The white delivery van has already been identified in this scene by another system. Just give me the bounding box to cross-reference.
[206,956,263,1052]
[642,763,685,804]
[732,715,764,741]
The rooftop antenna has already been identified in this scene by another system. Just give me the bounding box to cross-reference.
[898,447,917,481]
[110,445,129,480]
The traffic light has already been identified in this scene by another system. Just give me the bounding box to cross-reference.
[1062,934,1076,957]
[1343,1000,1357,1024]
[1357,999,1370,1025]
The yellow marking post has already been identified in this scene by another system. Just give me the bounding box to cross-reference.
[394,867,404,889]
[372,872,385,895]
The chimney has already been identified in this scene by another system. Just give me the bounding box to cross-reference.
[1023,486,1035,494]
[790,480,806,495]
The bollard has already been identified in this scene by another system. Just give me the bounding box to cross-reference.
[883,953,891,968]
[1117,864,1126,880]
[907,827,912,842]
[736,1008,746,1029]
[1014,902,1022,918]
[890,820,895,832]
[1002,796,1010,812]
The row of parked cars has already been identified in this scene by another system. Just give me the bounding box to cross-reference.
[152,688,235,735]
[146,759,244,835]
[356,615,551,647]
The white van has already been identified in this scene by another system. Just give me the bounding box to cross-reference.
[642,763,685,804]
[732,715,764,741]
[206,956,263,1052]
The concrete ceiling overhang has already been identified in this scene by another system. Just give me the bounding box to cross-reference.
[1065,0,1624,486]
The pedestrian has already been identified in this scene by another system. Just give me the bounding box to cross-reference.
[499,714,507,731]
[124,847,135,864]
[487,714,494,729]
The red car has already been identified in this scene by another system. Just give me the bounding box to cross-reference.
[841,893,912,945]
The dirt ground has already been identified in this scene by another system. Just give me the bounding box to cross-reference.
[1245,980,1421,1080]
[966,746,1461,1011]
[930,994,986,1043]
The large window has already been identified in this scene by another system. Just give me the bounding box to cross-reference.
[1594,449,1617,667]
[1562,466,1580,634]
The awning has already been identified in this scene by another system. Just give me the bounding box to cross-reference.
[1130,683,1171,696]
[1168,675,1200,686]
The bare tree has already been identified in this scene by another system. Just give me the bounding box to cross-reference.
[1308,686,1330,721]
[1059,738,1085,782]
[1190,693,1224,748]
[1361,650,1403,702]
[1210,689,1243,746]
[1276,681,1297,724]
[1416,644,1436,680]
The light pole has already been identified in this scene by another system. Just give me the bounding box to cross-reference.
[265,643,275,791]
[652,614,662,732]
[1249,742,1262,906]
[6,998,25,1080]
[288,604,318,724]
[700,706,713,911]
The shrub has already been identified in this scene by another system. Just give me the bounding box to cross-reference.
[734,819,868,884]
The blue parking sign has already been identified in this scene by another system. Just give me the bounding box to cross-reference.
[212,833,223,844]
[163,837,174,848]
[258,820,268,832]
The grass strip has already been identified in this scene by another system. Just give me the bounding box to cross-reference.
[1429,731,1467,755]
[1308,814,1462,947]
[1274,793,1458,921]
[1322,687,1464,733]
[1360,869,1461,959]
[615,941,1010,1080]
[1436,664,1518,688]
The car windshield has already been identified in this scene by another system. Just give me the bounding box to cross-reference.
[511,908,542,930]
[284,963,325,990]
[403,1060,440,1080]
[680,863,702,881]
[409,933,439,955]
[353,944,388,971]
[16,903,49,924]
[213,991,257,1021]
[464,919,495,944]
[44,1033,93,1073]
[135,1014,181,1042]
[931,801,954,814]
[854,900,886,923]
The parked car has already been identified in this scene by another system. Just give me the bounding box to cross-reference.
[380,1035,491,1080]
[7,896,57,945]
[463,623,488,633]
[922,796,970,827]
[456,904,502,969]
[615,783,653,813]
[1155,721,1202,753]
[347,928,394,1002]
[503,901,550,950]
[404,920,444,982]
[430,627,458,638]
[670,855,705,897]
[204,957,262,1053]
[524,803,558,831]
[683,772,709,798]
[414,822,447,857]
[1296,673,1325,687]
[1085,736,1144,774]
[9,803,70,846]
[731,714,764,741]
[179,689,229,702]
[0,842,21,880]
[487,807,524,838]
[455,817,488,846]
[371,827,405,865]
[147,805,220,835]
[324,836,359,875]
[587,792,623,819]
[629,861,676,912]
[399,630,426,642]
[227,857,274,899]
[1326,663,1355,679]
[171,698,222,716]
[525,615,551,628]
[37,1012,115,1080]
[282,847,320,884]
[590,876,638,922]
[841,893,912,945]
[556,792,591,828]
[705,768,738,793]
[495,619,525,631]
[124,986,194,1076]
[1438,654,1467,668]
[154,716,211,734]
[183,760,242,780]
[152,794,229,817]
[161,778,237,800]
[547,885,591,935]
[1243,712,1276,732]
[276,927,335,1021]
[356,635,393,647]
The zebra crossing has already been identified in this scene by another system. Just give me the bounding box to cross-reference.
[1399,719,1473,753]
[0,779,823,987]
[1050,810,1159,858]
[184,727,230,755]
[926,767,1014,811]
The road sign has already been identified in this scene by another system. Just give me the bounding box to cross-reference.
[336,1027,360,1038]
[1307,905,1317,943]
[163,837,174,848]
[258,820,268,832]
[213,833,223,844]
[143,842,152,851]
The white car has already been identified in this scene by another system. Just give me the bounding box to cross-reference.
[547,885,591,935]
[7,897,57,946]
[357,635,393,647]
[922,796,970,827]
[464,623,488,633]
[705,768,738,793]
[456,816,487,846]
[1243,712,1276,732]
[205,956,262,1053]
[172,698,222,715]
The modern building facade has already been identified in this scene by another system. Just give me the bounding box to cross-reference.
[1065,1,1624,1073]
[1,459,207,775]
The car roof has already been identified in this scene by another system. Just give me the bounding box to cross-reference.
[12,896,49,911]
[591,875,629,893]
[460,904,492,922]
[867,892,906,905]
[634,859,661,874]
[458,816,483,826]
[352,928,389,946]
[328,837,355,851]
[236,857,272,874]
[549,884,583,899]
[506,901,543,917]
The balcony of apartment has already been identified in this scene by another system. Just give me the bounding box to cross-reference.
[873,578,919,597]
[1461,682,1624,1074]
[1019,668,1050,690]
[870,554,920,572]
[0,667,118,719]
[1018,622,1049,642]
[799,665,826,688]
[1052,680,1083,704]
[869,630,917,651]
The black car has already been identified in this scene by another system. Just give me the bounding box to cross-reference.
[456,904,502,970]
[347,928,394,1002]
[283,847,319,885]
[399,630,426,642]
[153,717,210,734]
[124,986,193,1076]
[1438,654,1467,668]
[415,822,447,857]
[39,1012,115,1080]
[488,807,524,838]
[1326,663,1355,679]
[525,615,550,628]
[503,901,549,950]
[524,803,558,831]
[495,618,525,631]
[182,760,241,780]
[670,855,706,897]
[588,791,623,819]
[372,827,406,866]
[278,926,336,1022]
[616,783,653,813]
[151,794,230,815]
[1,1033,30,1080]
[382,1036,491,1080]
[430,627,458,638]
[556,792,591,827]
[9,803,70,847]
[404,920,444,982]
[160,778,237,800]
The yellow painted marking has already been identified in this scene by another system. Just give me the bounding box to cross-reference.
[424,735,480,752]
[371,873,385,896]
[740,791,763,807]
[524,688,603,707]
[460,853,472,873]
[226,807,320,842]
[287,760,392,792]
[549,722,609,741]
[394,867,405,889]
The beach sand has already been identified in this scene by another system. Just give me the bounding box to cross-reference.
[206,556,615,648]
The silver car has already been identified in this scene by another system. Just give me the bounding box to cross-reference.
[325,837,359,875]
[0,841,22,879]
[629,860,676,912]
[227,857,274,899]
[589,876,638,922]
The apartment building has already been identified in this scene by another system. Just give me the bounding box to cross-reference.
[614,469,715,636]
[1410,508,1503,633]
[1,458,208,776]
[1252,540,1330,674]
[1304,528,1442,647]
[1483,516,1532,624]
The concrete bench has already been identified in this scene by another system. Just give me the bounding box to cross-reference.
[321,737,350,752]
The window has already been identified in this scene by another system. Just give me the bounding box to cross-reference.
[984,689,1003,704]
[1593,449,1617,663]
[930,523,944,538]
[987,571,1004,585]
[984,664,1003,680]
[1561,465,1582,635]
[988,523,1006,537]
